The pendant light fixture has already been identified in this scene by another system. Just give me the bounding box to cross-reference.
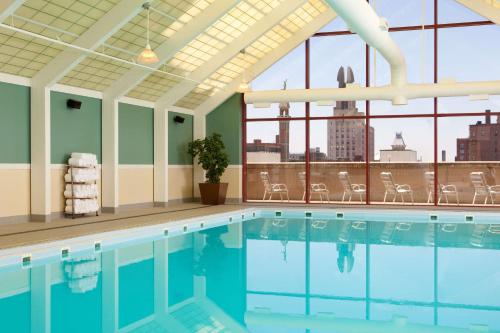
[137,2,159,64]
[237,49,252,93]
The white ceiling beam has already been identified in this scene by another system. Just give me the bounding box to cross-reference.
[455,0,500,24]
[0,0,24,22]
[194,9,337,116]
[32,0,144,87]
[155,0,309,110]
[104,0,241,99]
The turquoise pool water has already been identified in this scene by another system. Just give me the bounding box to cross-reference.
[1,212,500,332]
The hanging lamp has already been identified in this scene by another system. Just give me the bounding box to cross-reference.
[237,49,252,93]
[137,2,159,64]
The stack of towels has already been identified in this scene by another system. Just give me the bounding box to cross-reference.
[64,255,101,294]
[65,152,99,215]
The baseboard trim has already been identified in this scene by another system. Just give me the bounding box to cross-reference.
[30,214,52,223]
[193,197,242,204]
[0,214,31,225]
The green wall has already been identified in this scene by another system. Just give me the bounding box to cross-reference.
[51,91,102,164]
[168,111,193,165]
[0,82,30,163]
[206,93,242,165]
[119,103,154,165]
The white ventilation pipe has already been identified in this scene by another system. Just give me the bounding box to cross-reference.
[244,81,500,104]
[324,0,407,95]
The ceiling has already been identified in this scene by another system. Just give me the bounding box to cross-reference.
[0,0,496,112]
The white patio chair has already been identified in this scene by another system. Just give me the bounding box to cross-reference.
[298,171,330,202]
[424,171,459,204]
[338,171,366,202]
[260,171,289,201]
[470,172,500,204]
[380,172,414,204]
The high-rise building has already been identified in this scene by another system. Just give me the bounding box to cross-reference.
[327,66,374,161]
[278,81,291,162]
[456,110,500,161]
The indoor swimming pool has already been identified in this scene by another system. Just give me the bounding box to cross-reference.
[1,208,500,333]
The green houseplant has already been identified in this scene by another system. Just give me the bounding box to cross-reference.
[188,133,230,205]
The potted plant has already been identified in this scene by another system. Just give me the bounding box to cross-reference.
[188,133,230,205]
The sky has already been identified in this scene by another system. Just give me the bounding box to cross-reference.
[246,0,500,162]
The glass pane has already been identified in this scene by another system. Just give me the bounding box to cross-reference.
[371,98,434,116]
[438,0,489,24]
[310,34,366,89]
[246,120,305,202]
[370,118,434,204]
[438,116,500,206]
[372,0,434,27]
[370,30,434,87]
[310,119,369,203]
[439,25,500,82]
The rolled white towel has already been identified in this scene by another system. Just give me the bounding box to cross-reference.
[65,168,99,183]
[65,199,99,214]
[69,157,97,167]
[71,152,97,160]
[64,184,98,198]
[68,275,98,294]
[65,260,100,279]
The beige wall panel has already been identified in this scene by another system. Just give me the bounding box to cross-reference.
[0,168,30,217]
[168,166,193,200]
[220,166,242,200]
[119,167,153,206]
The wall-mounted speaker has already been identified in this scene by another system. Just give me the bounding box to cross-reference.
[67,99,82,109]
[173,115,185,123]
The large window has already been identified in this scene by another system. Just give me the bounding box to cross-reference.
[243,1,500,207]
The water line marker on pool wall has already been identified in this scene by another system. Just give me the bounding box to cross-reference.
[164,229,169,237]
[94,241,102,252]
[183,225,188,232]
[429,214,439,221]
[61,247,70,260]
[465,215,474,223]
[336,212,344,219]
[200,222,205,229]
[22,254,32,268]
[305,211,313,218]
[275,211,283,217]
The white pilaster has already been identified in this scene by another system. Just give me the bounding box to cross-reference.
[193,113,206,198]
[102,97,119,211]
[154,107,168,205]
[30,265,51,333]
[30,85,51,220]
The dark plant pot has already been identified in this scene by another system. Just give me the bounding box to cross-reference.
[199,183,228,205]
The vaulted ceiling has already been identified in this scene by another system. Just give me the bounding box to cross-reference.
[0,0,496,113]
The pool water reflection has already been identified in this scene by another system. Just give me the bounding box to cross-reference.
[1,217,500,333]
